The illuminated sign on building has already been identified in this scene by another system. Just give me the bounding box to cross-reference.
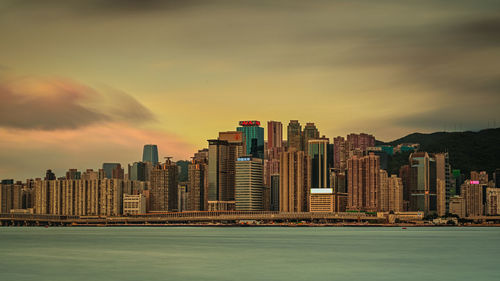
[237,157,251,161]
[239,120,261,126]
[470,180,480,185]
[310,188,333,194]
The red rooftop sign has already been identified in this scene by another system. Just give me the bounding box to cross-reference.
[239,120,260,126]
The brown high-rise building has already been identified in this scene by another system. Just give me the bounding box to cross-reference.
[378,171,403,213]
[378,170,389,212]
[287,120,302,151]
[333,136,348,171]
[399,164,411,210]
[267,121,283,150]
[187,149,209,211]
[449,196,465,218]
[265,121,283,210]
[485,187,500,215]
[207,133,245,208]
[279,149,311,212]
[150,159,178,212]
[347,133,375,152]
[33,178,130,216]
[187,159,208,211]
[347,153,380,212]
[470,171,488,184]
[461,180,483,217]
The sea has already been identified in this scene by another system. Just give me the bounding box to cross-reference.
[0,227,499,281]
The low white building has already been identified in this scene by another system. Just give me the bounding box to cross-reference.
[123,194,146,215]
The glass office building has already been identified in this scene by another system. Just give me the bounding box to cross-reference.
[142,144,159,164]
[237,121,264,159]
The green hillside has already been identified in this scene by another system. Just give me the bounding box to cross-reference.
[380,128,500,176]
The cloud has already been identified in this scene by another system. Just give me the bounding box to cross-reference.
[0,75,155,130]
[0,123,195,180]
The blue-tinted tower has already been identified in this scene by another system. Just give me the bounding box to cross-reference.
[142,144,159,164]
[237,121,264,159]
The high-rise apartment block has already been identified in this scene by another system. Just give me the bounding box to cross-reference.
[461,180,484,217]
[485,188,500,215]
[378,171,403,212]
[287,120,302,151]
[449,196,465,218]
[333,136,348,171]
[187,160,208,211]
[267,121,283,150]
[279,150,311,212]
[347,133,375,152]
[33,178,130,216]
[150,159,178,212]
[347,153,380,212]
[470,171,488,184]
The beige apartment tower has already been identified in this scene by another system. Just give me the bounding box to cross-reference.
[279,149,311,212]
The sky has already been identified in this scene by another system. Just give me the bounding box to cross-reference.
[1,0,499,180]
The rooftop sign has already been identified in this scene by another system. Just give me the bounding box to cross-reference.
[239,120,260,126]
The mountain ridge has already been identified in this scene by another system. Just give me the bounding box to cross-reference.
[378,128,500,176]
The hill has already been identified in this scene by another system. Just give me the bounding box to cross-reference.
[379,128,500,176]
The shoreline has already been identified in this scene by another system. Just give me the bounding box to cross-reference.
[3,223,500,227]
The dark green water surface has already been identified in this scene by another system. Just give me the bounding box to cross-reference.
[1,227,499,281]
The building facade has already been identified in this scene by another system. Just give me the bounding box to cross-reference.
[279,150,311,212]
[235,157,264,211]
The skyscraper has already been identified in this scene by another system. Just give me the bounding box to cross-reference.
[237,121,264,158]
[495,169,500,188]
[287,120,302,151]
[129,162,146,181]
[45,170,56,180]
[279,150,311,212]
[267,121,283,150]
[142,144,159,164]
[150,159,178,211]
[270,174,280,211]
[102,163,121,179]
[435,153,452,215]
[235,156,264,211]
[302,122,320,153]
[461,180,483,217]
[470,171,488,184]
[378,171,404,212]
[333,136,348,171]
[187,149,209,211]
[485,187,500,215]
[409,152,437,214]
[347,133,375,152]
[207,132,245,208]
[347,153,380,212]
[307,138,330,189]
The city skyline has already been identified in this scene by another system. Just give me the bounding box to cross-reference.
[1,0,500,179]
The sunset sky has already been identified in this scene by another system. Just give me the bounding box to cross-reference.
[1,0,499,179]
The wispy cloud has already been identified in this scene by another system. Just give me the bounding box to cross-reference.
[0,75,155,130]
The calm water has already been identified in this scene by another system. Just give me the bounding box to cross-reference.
[0,227,499,281]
